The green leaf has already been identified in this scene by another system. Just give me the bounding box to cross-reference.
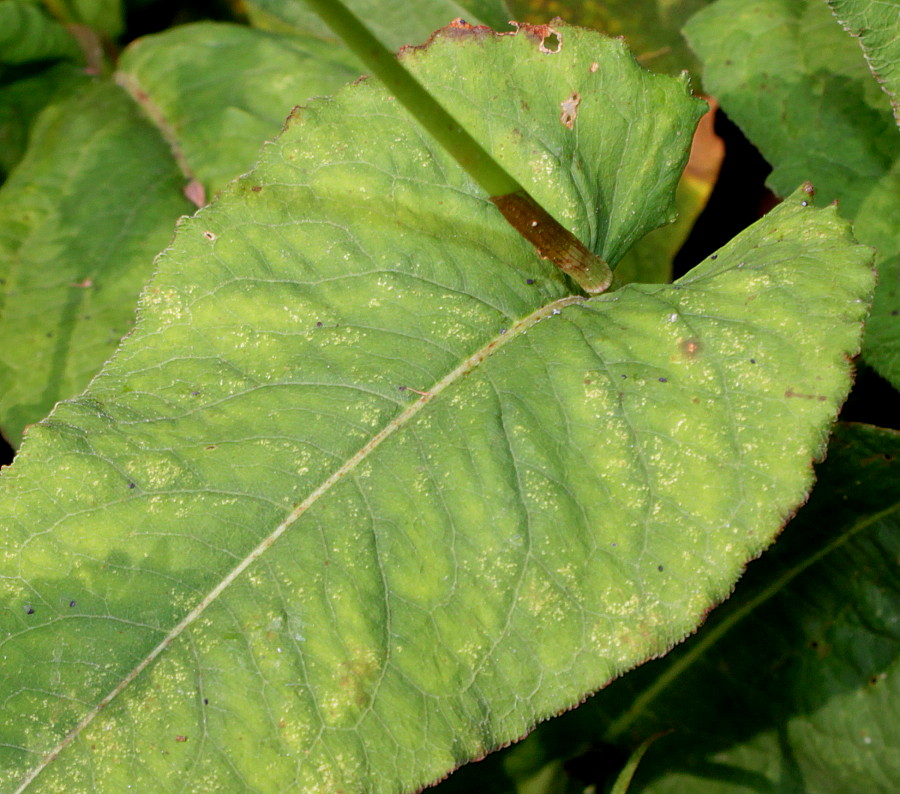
[0,1,87,180]
[684,0,900,389]
[611,422,900,793]
[0,62,88,179]
[115,22,363,197]
[0,79,193,447]
[511,423,900,792]
[609,733,660,794]
[854,162,900,385]
[245,0,513,47]
[52,0,124,39]
[439,422,900,793]
[0,23,364,444]
[0,0,83,65]
[0,24,872,793]
[826,0,900,125]
[614,170,716,286]
[506,0,714,78]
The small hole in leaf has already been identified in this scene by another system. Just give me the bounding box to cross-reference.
[542,32,560,52]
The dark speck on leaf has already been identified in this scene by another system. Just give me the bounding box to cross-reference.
[203,698,209,705]
[316,321,323,327]
[892,310,898,316]
[750,358,756,364]
[526,278,534,285]
[658,377,667,383]
[710,254,718,260]
[621,374,627,379]
[398,386,406,391]
[611,542,617,548]
[69,600,76,607]
[25,605,34,615]
[500,328,507,334]
[658,565,664,572]
[128,482,136,489]
[175,735,187,743]
[191,391,200,396]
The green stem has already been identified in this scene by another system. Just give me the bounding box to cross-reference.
[299,0,613,295]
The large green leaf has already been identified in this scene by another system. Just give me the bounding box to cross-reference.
[0,23,362,445]
[438,422,900,793]
[0,23,872,793]
[685,0,900,390]
[826,0,900,124]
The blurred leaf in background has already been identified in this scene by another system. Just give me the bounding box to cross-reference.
[685,0,900,390]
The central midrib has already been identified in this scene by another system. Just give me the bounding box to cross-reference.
[17,292,585,792]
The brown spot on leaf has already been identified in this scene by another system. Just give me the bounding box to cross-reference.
[679,338,703,359]
[560,92,581,129]
[784,389,827,401]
